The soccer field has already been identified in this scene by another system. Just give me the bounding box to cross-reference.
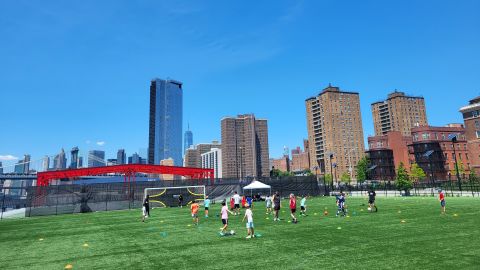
[1,197,479,270]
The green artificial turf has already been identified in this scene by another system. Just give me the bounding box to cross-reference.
[1,197,479,270]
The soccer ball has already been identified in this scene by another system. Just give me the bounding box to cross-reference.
[367,207,372,211]
[230,230,235,235]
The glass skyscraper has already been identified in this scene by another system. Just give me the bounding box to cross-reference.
[184,124,193,154]
[148,78,183,166]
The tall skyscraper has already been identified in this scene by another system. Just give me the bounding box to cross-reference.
[128,153,141,164]
[148,78,183,166]
[70,147,79,169]
[42,156,50,171]
[201,148,222,178]
[184,141,220,168]
[88,150,106,167]
[460,96,480,174]
[184,124,193,154]
[14,154,31,173]
[53,149,67,170]
[306,85,365,178]
[0,161,3,174]
[117,149,126,165]
[372,91,428,136]
[221,114,270,178]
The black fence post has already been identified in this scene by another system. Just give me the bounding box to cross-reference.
[1,191,6,220]
[55,184,59,216]
[105,184,108,211]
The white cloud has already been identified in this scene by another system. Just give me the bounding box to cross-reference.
[0,155,19,161]
[96,141,106,146]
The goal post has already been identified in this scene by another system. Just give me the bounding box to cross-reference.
[144,186,206,208]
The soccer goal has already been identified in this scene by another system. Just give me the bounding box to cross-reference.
[144,186,206,208]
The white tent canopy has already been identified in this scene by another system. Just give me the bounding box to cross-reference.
[243,181,271,196]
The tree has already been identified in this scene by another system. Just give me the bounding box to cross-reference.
[396,162,413,194]
[356,157,368,183]
[304,169,314,176]
[340,172,351,183]
[324,174,333,184]
[469,170,478,183]
[410,163,426,182]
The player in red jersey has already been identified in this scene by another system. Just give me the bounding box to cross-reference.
[438,189,446,214]
[289,193,298,224]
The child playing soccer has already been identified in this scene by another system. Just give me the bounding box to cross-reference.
[265,195,272,214]
[220,201,234,235]
[246,196,253,209]
[438,189,446,214]
[367,189,378,212]
[142,195,150,222]
[204,196,211,218]
[300,195,307,216]
[289,193,298,223]
[191,200,200,225]
[273,191,281,221]
[233,191,241,216]
[336,192,347,217]
[242,203,255,239]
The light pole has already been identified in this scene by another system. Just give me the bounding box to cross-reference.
[329,153,334,190]
[316,159,328,196]
[450,135,462,191]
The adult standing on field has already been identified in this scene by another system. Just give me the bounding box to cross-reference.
[273,191,281,221]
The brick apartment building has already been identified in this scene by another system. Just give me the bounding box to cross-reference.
[460,96,480,174]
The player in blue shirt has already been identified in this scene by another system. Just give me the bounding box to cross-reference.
[204,196,211,218]
[246,196,253,209]
[336,193,347,217]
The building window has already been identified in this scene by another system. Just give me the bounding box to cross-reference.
[444,153,448,159]
[477,131,480,139]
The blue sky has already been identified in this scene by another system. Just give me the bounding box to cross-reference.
[0,0,479,167]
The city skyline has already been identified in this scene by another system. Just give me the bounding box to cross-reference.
[1,1,479,165]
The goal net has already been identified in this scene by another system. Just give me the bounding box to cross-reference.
[144,186,206,208]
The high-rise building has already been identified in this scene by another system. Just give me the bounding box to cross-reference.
[184,141,221,168]
[148,78,183,166]
[271,155,290,172]
[184,124,193,154]
[372,91,428,136]
[409,124,469,179]
[306,85,365,178]
[291,140,311,173]
[460,97,480,174]
[42,156,50,171]
[128,153,141,164]
[14,154,31,173]
[160,158,175,180]
[0,161,3,174]
[78,157,83,168]
[117,149,126,165]
[88,150,105,167]
[201,148,222,178]
[54,149,67,170]
[221,114,270,178]
[70,147,79,169]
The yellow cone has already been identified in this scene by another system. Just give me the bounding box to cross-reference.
[337,227,342,230]
[83,243,89,247]
[65,264,73,269]
[39,238,44,241]
[401,220,406,223]
[453,214,458,217]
